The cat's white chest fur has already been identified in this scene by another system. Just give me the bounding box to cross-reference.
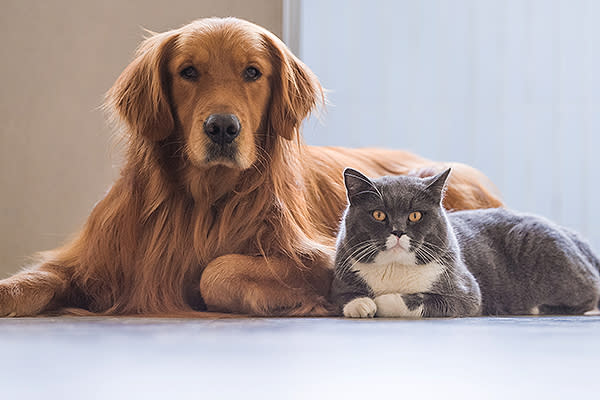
[352,260,443,296]
[350,235,444,296]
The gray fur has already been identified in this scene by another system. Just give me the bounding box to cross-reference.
[331,168,600,317]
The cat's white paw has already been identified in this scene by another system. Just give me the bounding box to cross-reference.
[343,297,377,318]
[374,293,423,318]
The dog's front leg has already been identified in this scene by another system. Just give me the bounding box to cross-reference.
[199,254,335,316]
[0,263,70,317]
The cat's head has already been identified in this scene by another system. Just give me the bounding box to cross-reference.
[340,168,452,266]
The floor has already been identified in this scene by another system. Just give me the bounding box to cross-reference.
[1,316,598,399]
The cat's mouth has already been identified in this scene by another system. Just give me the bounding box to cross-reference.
[390,241,408,251]
[386,235,411,252]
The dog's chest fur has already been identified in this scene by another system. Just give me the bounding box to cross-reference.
[351,258,444,296]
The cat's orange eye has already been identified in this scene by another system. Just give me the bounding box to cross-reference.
[372,210,387,221]
[408,211,422,222]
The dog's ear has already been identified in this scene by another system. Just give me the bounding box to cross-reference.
[106,30,178,141]
[262,31,324,141]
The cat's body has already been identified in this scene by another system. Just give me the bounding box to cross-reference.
[331,168,600,318]
[451,208,600,315]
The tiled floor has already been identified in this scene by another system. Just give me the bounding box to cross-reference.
[1,316,598,399]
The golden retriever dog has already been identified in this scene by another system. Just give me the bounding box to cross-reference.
[0,18,502,317]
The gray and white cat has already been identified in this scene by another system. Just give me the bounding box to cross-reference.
[331,168,600,318]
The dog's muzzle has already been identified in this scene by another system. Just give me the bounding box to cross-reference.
[203,114,241,146]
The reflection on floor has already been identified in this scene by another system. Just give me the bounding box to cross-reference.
[1,316,598,399]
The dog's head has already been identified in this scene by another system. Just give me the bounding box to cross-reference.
[107,17,323,170]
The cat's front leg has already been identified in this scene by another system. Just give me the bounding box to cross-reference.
[343,297,377,318]
[374,292,480,318]
[330,271,374,317]
[419,292,481,317]
[373,293,424,318]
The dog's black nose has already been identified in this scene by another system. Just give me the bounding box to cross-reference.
[203,114,241,145]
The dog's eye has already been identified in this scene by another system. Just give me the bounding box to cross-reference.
[244,66,262,81]
[180,66,199,81]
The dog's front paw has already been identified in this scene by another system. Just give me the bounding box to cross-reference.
[0,278,57,317]
[0,283,18,317]
[343,297,377,318]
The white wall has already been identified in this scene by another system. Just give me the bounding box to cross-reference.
[299,0,600,250]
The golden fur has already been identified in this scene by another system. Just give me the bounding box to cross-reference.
[0,18,502,317]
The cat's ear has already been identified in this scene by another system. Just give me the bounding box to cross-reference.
[424,168,451,204]
[343,168,377,205]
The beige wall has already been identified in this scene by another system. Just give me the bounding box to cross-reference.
[0,0,283,276]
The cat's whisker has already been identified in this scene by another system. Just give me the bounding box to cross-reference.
[414,246,461,283]
[338,241,380,275]
[419,239,454,255]
[418,241,458,264]
[341,243,372,265]
[419,249,455,267]
[415,245,445,264]
[351,242,379,261]
[418,240,446,250]
[342,236,380,252]
[345,246,380,275]
[356,249,379,268]
[339,239,380,267]
[351,244,379,264]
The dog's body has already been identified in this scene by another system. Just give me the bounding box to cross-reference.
[0,18,502,317]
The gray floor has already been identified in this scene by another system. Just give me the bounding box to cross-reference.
[1,316,599,399]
